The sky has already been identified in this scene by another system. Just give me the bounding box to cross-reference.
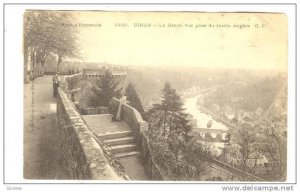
[72,11,287,72]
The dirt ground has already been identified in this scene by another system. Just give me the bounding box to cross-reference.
[23,76,61,179]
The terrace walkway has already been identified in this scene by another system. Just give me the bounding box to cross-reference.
[24,76,61,179]
[82,114,149,180]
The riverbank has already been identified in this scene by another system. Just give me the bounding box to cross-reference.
[198,106,238,130]
[184,96,228,130]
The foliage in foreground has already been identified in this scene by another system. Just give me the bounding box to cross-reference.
[148,131,212,180]
[125,82,145,119]
[146,82,211,180]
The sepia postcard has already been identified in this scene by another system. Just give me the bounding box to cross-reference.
[22,10,290,183]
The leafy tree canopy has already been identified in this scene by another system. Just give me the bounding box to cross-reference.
[125,82,145,119]
[24,11,80,74]
[90,69,122,107]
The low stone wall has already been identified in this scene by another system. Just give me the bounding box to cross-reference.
[81,106,109,115]
[109,98,148,145]
[122,104,148,144]
[64,72,83,91]
[109,98,173,180]
[57,88,123,180]
[140,132,168,180]
[60,73,83,110]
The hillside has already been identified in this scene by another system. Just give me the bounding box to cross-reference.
[44,57,286,111]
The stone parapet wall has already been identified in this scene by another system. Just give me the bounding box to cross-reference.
[109,98,148,145]
[140,132,168,181]
[57,88,123,180]
[80,106,109,115]
[61,73,83,107]
[63,72,83,90]
[122,104,148,144]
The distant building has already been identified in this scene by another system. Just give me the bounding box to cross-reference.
[247,153,269,167]
[242,122,254,130]
[238,112,254,126]
[223,105,235,120]
[255,107,264,117]
[82,66,127,91]
[224,105,235,120]
[243,115,252,122]
[79,65,127,109]
[82,67,127,79]
[226,150,269,168]
[227,97,245,103]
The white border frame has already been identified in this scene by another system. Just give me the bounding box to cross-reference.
[1,2,298,192]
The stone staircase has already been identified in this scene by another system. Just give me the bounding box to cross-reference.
[98,130,140,159]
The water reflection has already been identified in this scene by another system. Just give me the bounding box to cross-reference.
[184,96,228,131]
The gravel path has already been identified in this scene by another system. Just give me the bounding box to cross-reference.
[23,76,61,179]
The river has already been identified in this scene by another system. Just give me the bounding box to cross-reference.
[184,95,229,156]
[184,96,228,131]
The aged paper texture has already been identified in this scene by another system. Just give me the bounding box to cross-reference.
[23,11,287,182]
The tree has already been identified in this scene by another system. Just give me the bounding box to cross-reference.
[90,69,122,107]
[148,130,209,180]
[24,10,79,82]
[146,82,212,180]
[52,18,80,72]
[263,133,286,180]
[147,82,192,160]
[125,82,145,119]
[24,11,51,80]
[160,82,191,138]
[234,126,262,173]
[147,82,192,139]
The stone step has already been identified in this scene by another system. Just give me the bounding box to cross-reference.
[109,144,137,154]
[97,114,112,119]
[104,136,134,146]
[115,151,140,159]
[98,130,132,140]
[83,114,112,118]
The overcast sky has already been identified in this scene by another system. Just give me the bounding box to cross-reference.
[74,11,287,72]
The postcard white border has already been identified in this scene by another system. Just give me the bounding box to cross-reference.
[1,2,298,192]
